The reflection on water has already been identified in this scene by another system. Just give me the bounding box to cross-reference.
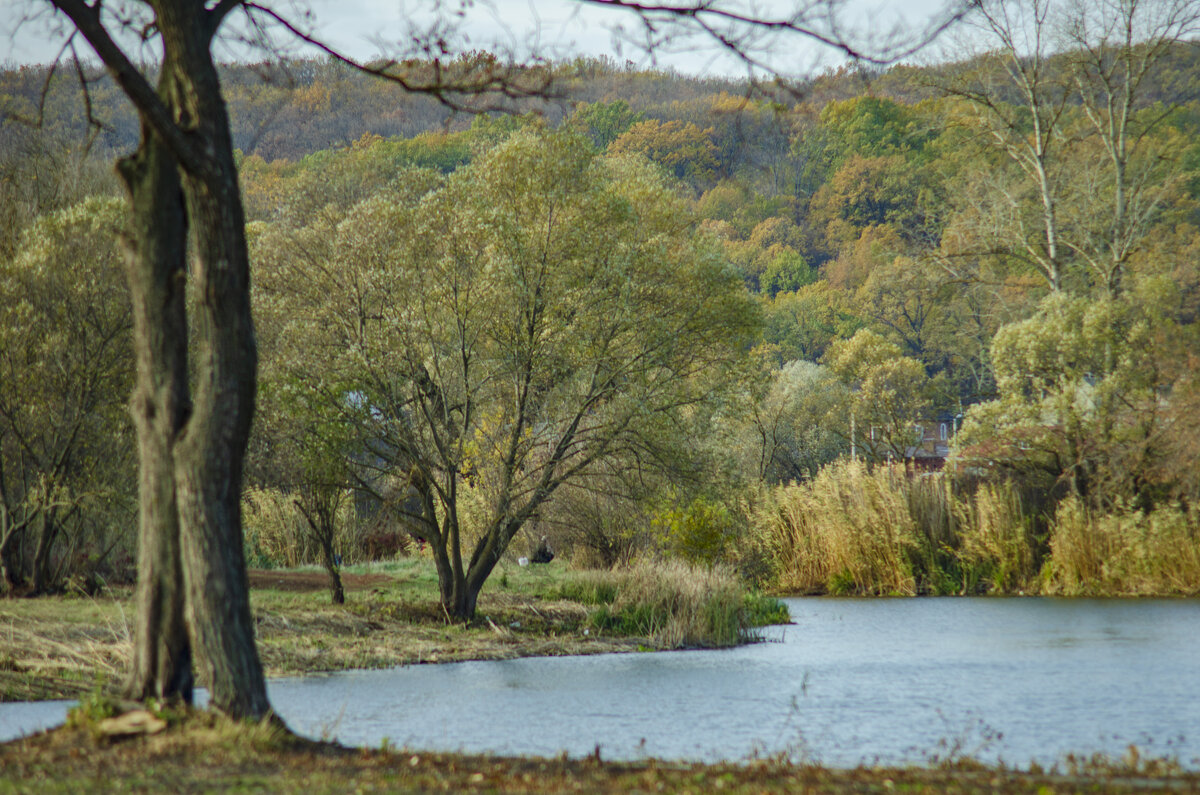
[3,598,1198,767]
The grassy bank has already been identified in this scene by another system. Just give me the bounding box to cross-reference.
[1,713,1194,794]
[756,461,1200,597]
[0,558,785,704]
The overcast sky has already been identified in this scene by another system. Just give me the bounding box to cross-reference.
[2,0,962,79]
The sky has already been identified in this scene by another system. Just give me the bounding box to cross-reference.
[1,0,962,79]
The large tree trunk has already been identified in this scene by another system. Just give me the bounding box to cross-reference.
[447,581,478,622]
[48,0,271,720]
[158,12,269,720]
[119,126,193,704]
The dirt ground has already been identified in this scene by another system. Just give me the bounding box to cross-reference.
[2,716,1194,795]
[246,569,393,592]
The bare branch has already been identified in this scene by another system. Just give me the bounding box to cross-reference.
[48,0,206,171]
[578,0,977,71]
[241,1,560,111]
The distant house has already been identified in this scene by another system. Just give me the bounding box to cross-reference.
[904,418,955,470]
[854,413,958,470]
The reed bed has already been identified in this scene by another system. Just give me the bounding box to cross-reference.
[758,460,1200,597]
[1043,498,1200,596]
[566,559,772,648]
[760,461,918,595]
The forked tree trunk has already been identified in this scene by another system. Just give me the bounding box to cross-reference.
[119,126,193,703]
[50,0,271,720]
[162,40,270,718]
[126,7,268,719]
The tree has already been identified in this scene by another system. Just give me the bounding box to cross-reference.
[0,197,133,595]
[1058,0,1200,295]
[739,359,845,482]
[608,119,720,187]
[567,99,645,149]
[48,0,269,717]
[262,129,758,620]
[761,280,865,364]
[940,0,1200,295]
[954,290,1191,506]
[940,0,1077,293]
[823,329,939,462]
[251,219,358,605]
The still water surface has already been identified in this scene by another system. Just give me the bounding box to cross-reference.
[3,597,1198,766]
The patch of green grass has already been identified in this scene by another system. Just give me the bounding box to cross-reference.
[741,592,790,626]
[551,574,619,605]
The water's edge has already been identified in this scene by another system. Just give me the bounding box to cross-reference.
[2,598,1197,768]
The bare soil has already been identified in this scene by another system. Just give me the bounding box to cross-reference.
[246,569,392,592]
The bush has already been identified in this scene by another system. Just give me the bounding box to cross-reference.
[651,495,741,566]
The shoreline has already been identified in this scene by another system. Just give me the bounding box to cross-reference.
[2,715,1196,794]
[1,561,778,704]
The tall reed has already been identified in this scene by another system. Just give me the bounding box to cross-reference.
[760,461,918,595]
[757,462,1047,595]
[955,481,1040,593]
[570,559,760,647]
[1044,498,1200,596]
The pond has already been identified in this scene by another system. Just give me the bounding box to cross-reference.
[3,597,1198,768]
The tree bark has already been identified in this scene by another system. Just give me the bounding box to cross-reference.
[118,125,193,704]
[157,9,269,720]
[30,510,58,595]
[48,0,271,719]
[322,548,345,605]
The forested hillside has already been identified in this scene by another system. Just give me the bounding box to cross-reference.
[3,37,1199,600]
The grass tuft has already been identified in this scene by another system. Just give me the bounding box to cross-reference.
[585,559,761,648]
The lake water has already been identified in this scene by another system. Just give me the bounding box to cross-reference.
[3,597,1198,767]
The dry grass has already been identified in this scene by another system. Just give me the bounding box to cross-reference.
[1043,498,1200,596]
[759,461,1200,597]
[955,482,1041,593]
[1,714,1193,794]
[0,592,132,701]
[581,559,750,648]
[759,461,918,595]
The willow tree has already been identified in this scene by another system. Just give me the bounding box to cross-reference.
[257,130,758,620]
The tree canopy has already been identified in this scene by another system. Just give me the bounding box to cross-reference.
[255,129,758,618]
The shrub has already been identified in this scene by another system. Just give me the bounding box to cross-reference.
[651,494,741,566]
